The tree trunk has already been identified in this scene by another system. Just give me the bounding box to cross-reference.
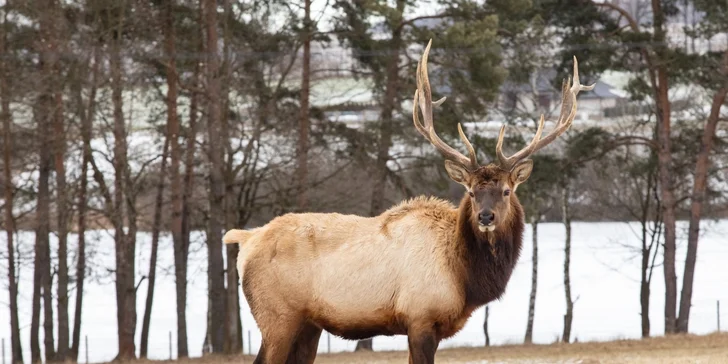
[53,56,70,364]
[297,0,311,211]
[30,87,52,364]
[657,81,677,335]
[36,1,57,359]
[30,82,51,364]
[640,152,658,339]
[110,20,137,359]
[640,192,651,339]
[640,215,651,338]
[30,220,42,363]
[648,0,678,335]
[180,34,199,358]
[225,243,242,354]
[140,137,170,358]
[42,218,55,362]
[218,0,242,353]
[161,0,190,357]
[39,64,56,364]
[181,9,200,277]
[203,0,227,353]
[640,275,651,338]
[72,46,98,362]
[484,305,490,347]
[562,180,574,343]
[47,2,69,348]
[2,11,23,361]
[524,215,538,344]
[677,52,728,333]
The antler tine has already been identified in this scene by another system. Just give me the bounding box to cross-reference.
[413,39,478,170]
[457,123,478,168]
[496,56,595,170]
[496,116,545,169]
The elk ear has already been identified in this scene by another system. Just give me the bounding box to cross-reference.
[510,159,533,189]
[444,160,471,186]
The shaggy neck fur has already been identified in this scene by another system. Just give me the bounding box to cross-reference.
[455,194,525,308]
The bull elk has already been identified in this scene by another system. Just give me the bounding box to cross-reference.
[223,40,593,364]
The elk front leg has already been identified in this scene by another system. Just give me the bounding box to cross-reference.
[285,323,322,364]
[407,326,439,364]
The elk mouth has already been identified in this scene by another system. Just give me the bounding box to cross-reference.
[478,222,495,232]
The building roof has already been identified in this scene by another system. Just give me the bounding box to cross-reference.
[500,68,622,100]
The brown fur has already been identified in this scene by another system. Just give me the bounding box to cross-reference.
[224,164,527,364]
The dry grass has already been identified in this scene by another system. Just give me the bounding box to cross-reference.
[137,332,728,363]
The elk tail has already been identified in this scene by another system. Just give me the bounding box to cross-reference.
[223,229,254,245]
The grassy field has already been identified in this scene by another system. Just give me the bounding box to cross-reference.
[138,332,728,363]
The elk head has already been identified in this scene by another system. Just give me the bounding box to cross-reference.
[413,40,594,233]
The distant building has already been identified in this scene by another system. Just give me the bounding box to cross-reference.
[497,68,625,122]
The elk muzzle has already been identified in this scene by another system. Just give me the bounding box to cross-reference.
[477,210,496,232]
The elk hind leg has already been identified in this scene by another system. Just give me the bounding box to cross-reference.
[252,313,302,364]
[285,322,322,364]
[407,325,439,364]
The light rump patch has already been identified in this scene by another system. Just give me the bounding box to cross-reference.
[222,39,593,364]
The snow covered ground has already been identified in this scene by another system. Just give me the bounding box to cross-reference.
[1,219,727,363]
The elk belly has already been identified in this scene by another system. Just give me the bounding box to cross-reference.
[307,235,406,338]
[307,221,463,339]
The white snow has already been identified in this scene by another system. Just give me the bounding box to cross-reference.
[1,219,727,363]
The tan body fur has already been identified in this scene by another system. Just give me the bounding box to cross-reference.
[231,197,466,340]
[224,194,524,364]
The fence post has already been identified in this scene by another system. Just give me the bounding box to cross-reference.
[3,337,6,364]
[718,300,721,332]
[169,331,172,360]
[85,335,89,364]
[248,331,252,356]
[327,332,331,354]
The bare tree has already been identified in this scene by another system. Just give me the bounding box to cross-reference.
[562,177,574,343]
[71,44,100,362]
[109,6,138,358]
[158,0,191,357]
[484,305,490,347]
[592,140,664,338]
[593,0,678,334]
[203,0,227,353]
[219,0,242,353]
[678,49,728,332]
[1,7,23,362]
[180,20,201,357]
[140,136,170,358]
[51,14,70,360]
[640,189,662,338]
[524,214,539,344]
[297,0,311,211]
[33,0,58,359]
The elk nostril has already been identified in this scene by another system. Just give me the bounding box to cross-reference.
[479,212,495,223]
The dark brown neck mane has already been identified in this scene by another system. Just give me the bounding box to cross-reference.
[456,194,525,308]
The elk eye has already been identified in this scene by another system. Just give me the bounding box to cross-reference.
[504,189,511,196]
[468,191,475,197]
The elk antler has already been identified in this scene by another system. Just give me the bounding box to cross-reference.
[413,40,479,171]
[495,57,595,170]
